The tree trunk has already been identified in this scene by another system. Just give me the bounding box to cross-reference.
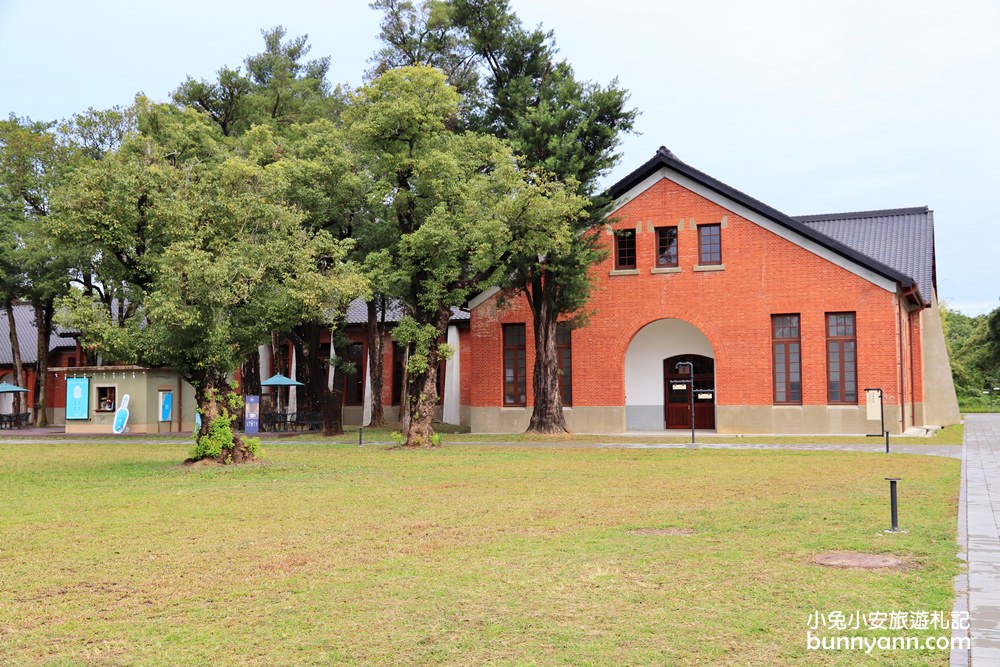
[292,320,345,436]
[32,301,53,427]
[241,350,261,398]
[325,339,346,436]
[366,298,387,427]
[191,372,257,464]
[526,275,569,434]
[5,301,25,414]
[403,306,450,447]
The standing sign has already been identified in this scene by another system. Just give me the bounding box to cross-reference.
[866,389,882,421]
[244,395,260,435]
[65,378,90,420]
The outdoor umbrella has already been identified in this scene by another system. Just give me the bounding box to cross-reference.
[260,373,304,387]
[0,382,28,393]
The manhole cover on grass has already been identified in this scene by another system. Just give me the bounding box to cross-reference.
[811,552,904,569]
[629,528,696,536]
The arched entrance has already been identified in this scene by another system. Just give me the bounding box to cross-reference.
[624,319,715,430]
[664,354,715,429]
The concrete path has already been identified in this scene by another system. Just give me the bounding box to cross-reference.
[956,414,1000,665]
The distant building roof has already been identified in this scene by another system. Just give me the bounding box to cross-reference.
[795,207,935,306]
[345,298,470,325]
[0,303,77,365]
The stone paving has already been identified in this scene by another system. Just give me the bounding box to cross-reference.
[955,414,1000,666]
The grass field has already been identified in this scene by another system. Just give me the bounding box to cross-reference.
[314,421,965,447]
[0,443,960,665]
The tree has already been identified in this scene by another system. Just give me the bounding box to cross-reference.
[54,99,364,462]
[0,116,76,425]
[349,66,585,446]
[175,29,365,433]
[370,0,637,433]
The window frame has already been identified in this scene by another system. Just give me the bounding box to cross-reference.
[697,223,722,266]
[502,323,527,406]
[614,229,637,270]
[826,312,858,404]
[654,226,679,268]
[96,385,117,412]
[772,314,802,405]
[343,342,365,406]
[556,323,572,406]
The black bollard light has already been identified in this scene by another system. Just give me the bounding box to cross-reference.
[359,426,363,447]
[885,478,901,532]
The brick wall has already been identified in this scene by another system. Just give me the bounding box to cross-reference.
[470,177,913,417]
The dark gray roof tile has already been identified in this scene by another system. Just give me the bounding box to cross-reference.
[795,207,934,306]
[0,303,77,365]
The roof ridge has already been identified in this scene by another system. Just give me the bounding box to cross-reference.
[794,206,930,222]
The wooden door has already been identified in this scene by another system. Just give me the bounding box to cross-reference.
[663,355,715,429]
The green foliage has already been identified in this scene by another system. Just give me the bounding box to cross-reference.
[349,66,587,444]
[941,302,1000,408]
[53,98,365,390]
[189,392,263,463]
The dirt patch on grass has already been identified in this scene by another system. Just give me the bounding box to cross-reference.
[811,552,905,569]
[630,528,696,536]
[181,458,225,467]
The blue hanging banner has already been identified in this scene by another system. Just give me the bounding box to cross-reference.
[65,378,90,420]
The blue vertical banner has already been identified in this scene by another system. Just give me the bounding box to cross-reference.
[244,395,260,435]
[65,378,90,420]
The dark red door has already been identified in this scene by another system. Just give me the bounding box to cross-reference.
[664,355,715,429]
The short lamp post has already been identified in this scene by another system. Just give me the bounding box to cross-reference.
[675,361,696,446]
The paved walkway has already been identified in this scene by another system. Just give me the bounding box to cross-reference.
[956,414,1000,665]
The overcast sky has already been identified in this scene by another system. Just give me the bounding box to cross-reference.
[1,0,997,314]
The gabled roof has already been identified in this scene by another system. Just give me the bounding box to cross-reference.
[795,207,934,306]
[0,303,77,365]
[608,147,922,303]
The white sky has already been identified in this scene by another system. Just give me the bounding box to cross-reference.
[1,0,997,315]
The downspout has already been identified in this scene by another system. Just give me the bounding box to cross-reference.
[896,297,906,435]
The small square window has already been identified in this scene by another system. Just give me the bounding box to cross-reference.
[96,386,117,412]
[614,229,636,270]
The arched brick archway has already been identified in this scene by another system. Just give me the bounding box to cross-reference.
[624,319,715,430]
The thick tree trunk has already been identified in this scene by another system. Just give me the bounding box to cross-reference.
[5,301,25,414]
[526,277,569,434]
[366,298,387,427]
[403,306,450,447]
[32,301,53,427]
[191,372,257,464]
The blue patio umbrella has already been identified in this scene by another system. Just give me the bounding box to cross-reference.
[0,382,28,393]
[260,373,304,387]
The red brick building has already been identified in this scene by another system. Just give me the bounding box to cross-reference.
[466,147,959,434]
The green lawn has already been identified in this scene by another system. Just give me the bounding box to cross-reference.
[0,443,960,665]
